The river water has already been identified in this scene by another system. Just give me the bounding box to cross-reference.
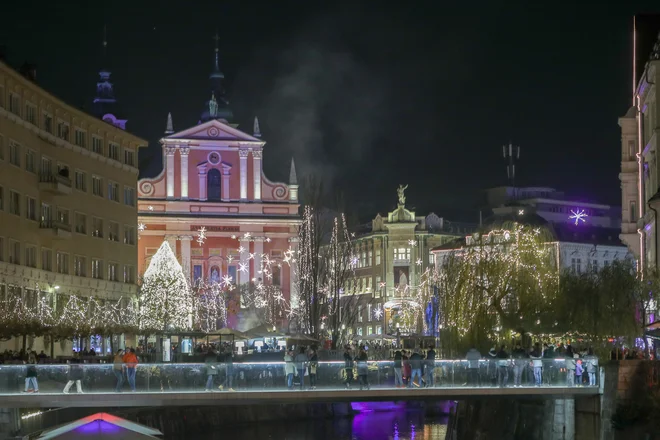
[200,405,449,440]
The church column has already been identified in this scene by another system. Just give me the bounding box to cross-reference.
[198,164,207,201]
[180,147,190,200]
[221,166,230,201]
[288,237,300,309]
[253,237,264,281]
[239,149,249,200]
[252,148,262,201]
[180,235,193,279]
[166,146,176,199]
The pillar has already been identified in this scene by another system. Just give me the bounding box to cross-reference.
[239,149,249,200]
[180,235,192,279]
[221,165,230,201]
[252,148,262,201]
[254,238,264,281]
[166,146,176,199]
[198,164,207,201]
[180,147,189,200]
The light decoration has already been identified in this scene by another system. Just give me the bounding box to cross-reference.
[138,240,193,332]
[569,209,588,225]
[416,258,423,266]
[221,275,234,289]
[196,227,207,246]
[148,206,154,211]
[138,223,146,232]
[373,307,384,320]
[408,239,417,247]
[192,278,229,332]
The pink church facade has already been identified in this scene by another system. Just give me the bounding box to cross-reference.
[136,117,300,328]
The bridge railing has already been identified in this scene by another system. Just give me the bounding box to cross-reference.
[0,358,597,394]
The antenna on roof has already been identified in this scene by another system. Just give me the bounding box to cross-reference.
[503,141,520,197]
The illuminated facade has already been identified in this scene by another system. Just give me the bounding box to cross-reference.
[620,16,660,272]
[137,45,299,329]
[343,187,474,337]
[0,59,147,354]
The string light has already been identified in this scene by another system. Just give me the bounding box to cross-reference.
[196,227,207,246]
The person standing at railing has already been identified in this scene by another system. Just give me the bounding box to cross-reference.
[408,349,423,389]
[63,352,84,394]
[565,346,576,387]
[512,343,528,387]
[393,350,404,388]
[584,348,598,386]
[425,346,436,388]
[529,343,543,387]
[356,348,370,390]
[466,347,481,387]
[308,348,318,390]
[113,349,125,392]
[496,345,509,388]
[123,348,139,392]
[284,350,296,390]
[204,349,218,392]
[294,347,308,390]
[344,346,355,389]
[487,347,498,387]
[24,353,39,393]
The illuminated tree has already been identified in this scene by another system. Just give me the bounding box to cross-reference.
[193,279,228,332]
[138,241,193,332]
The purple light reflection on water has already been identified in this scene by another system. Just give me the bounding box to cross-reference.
[350,402,453,440]
[74,420,122,434]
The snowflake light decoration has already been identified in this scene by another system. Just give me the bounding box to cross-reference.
[196,227,207,246]
[569,209,588,225]
[373,307,384,320]
[148,205,154,211]
[138,223,146,232]
[416,258,423,266]
[238,262,249,273]
[408,239,417,247]
[221,274,233,288]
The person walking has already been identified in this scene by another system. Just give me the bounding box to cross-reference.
[529,343,543,387]
[294,347,308,390]
[308,348,318,390]
[496,345,510,388]
[512,343,528,387]
[393,350,404,388]
[425,346,436,388]
[205,349,218,391]
[466,347,481,387]
[344,346,355,389]
[113,349,125,392]
[284,350,296,390]
[356,348,369,390]
[408,349,423,388]
[218,347,235,391]
[63,352,84,394]
[122,348,139,392]
[24,353,39,393]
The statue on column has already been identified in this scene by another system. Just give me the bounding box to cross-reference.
[397,184,408,206]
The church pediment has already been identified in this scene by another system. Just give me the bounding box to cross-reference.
[164,119,264,144]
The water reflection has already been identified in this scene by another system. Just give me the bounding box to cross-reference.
[201,407,449,440]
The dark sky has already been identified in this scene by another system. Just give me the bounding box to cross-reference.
[2,1,659,223]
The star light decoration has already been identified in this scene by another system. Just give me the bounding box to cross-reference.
[196,227,207,246]
[408,239,417,247]
[569,209,588,225]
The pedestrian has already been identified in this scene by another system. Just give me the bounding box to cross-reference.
[585,348,598,386]
[113,349,125,392]
[122,348,139,392]
[63,352,84,394]
[425,346,436,388]
[356,347,369,390]
[575,359,584,387]
[284,350,296,390]
[512,342,528,387]
[205,349,218,391]
[466,347,481,387]
[24,353,39,393]
[344,346,355,389]
[218,347,235,391]
[393,350,404,388]
[496,345,509,388]
[294,347,308,390]
[408,349,423,388]
[488,347,498,387]
[308,347,318,390]
[529,343,543,387]
[565,346,576,387]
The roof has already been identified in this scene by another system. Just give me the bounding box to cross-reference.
[38,413,162,439]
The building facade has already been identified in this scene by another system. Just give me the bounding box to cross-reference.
[136,47,299,330]
[0,59,147,354]
[342,187,475,338]
[619,16,660,271]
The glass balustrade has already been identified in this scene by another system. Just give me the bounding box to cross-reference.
[0,359,597,395]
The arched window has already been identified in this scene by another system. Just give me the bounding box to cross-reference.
[210,265,221,283]
[207,168,221,201]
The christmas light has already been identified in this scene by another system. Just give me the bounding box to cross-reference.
[196,227,207,246]
[138,223,146,232]
[569,209,588,225]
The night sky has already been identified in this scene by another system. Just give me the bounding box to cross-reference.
[2,1,659,223]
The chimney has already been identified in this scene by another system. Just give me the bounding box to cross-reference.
[20,62,37,82]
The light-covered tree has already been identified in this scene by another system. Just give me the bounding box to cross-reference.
[138,241,193,332]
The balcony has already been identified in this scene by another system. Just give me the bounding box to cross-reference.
[39,220,72,239]
[39,171,72,195]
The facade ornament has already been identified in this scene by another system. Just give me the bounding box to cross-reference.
[397,184,408,206]
[253,116,261,138]
[252,148,263,159]
[209,93,218,118]
[165,112,174,134]
[289,158,298,185]
[179,146,190,156]
[238,149,250,158]
[165,146,177,156]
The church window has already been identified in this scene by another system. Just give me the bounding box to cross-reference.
[227,266,237,285]
[207,168,222,201]
[193,265,203,283]
[272,266,281,287]
[210,265,221,283]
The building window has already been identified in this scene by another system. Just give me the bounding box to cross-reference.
[74,129,87,148]
[630,201,637,223]
[75,212,87,234]
[92,176,103,197]
[367,248,373,266]
[25,196,37,221]
[41,248,52,272]
[429,252,435,266]
[9,240,20,265]
[75,171,87,192]
[376,325,382,335]
[357,327,363,336]
[8,93,20,116]
[123,265,135,284]
[25,104,36,125]
[92,259,103,279]
[43,114,53,133]
[9,191,20,216]
[592,259,598,273]
[367,303,372,321]
[56,207,70,225]
[92,217,104,238]
[9,142,20,167]
[108,222,119,242]
[57,122,69,141]
[207,169,222,200]
[123,225,135,245]
[40,203,51,224]
[108,182,119,202]
[24,151,36,175]
[91,136,103,155]
[367,326,373,335]
[56,252,69,274]
[193,265,203,283]
[124,187,135,206]
[124,149,135,166]
[604,260,610,268]
[358,305,363,323]
[74,256,87,277]
[108,143,120,161]
[571,258,581,273]
[41,156,52,176]
[394,247,410,262]
[108,262,119,282]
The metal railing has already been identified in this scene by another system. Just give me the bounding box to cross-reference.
[0,358,598,394]
[39,172,72,187]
